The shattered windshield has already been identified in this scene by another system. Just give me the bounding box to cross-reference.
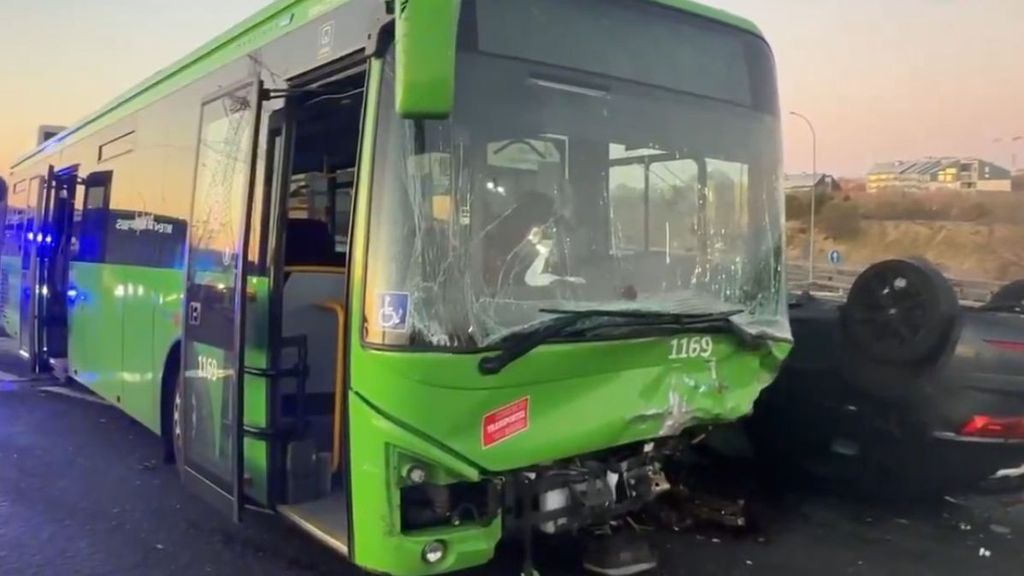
[364,0,787,349]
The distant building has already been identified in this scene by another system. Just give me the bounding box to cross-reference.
[867,157,1012,193]
[784,173,842,195]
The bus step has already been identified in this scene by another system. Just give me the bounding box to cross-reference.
[279,489,350,557]
[49,358,69,382]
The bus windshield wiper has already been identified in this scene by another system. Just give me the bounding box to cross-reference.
[478,308,744,375]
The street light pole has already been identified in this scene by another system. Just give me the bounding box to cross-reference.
[790,111,817,284]
[994,136,1023,172]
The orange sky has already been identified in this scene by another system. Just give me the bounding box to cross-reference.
[2,0,1021,176]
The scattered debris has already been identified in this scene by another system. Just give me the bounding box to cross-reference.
[990,524,1012,536]
[979,547,992,558]
[155,544,165,551]
[138,461,158,471]
[958,522,973,532]
[673,489,749,530]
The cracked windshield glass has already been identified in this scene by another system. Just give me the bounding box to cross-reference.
[365,0,786,349]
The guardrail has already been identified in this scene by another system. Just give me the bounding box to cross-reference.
[787,262,1003,304]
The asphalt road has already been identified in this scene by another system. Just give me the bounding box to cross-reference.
[3,345,1024,575]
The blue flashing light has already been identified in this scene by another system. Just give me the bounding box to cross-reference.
[44,234,53,245]
[25,231,34,242]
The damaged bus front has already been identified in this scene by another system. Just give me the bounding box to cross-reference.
[351,0,791,573]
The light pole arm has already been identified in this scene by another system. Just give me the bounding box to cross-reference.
[789,111,817,170]
[789,111,818,284]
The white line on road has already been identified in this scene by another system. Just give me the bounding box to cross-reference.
[36,386,112,406]
[0,370,26,381]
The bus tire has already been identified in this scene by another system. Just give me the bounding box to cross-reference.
[160,343,181,465]
[172,368,186,480]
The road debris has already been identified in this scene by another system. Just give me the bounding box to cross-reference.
[647,488,752,534]
[989,524,1011,535]
[979,547,992,558]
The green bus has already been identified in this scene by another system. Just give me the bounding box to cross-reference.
[1,0,790,573]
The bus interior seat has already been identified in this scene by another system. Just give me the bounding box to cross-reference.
[285,218,344,268]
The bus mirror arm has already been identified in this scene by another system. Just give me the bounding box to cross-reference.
[367,11,396,58]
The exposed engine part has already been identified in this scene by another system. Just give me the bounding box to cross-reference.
[400,480,499,532]
[522,443,679,535]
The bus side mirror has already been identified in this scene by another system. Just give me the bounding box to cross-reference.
[395,0,460,119]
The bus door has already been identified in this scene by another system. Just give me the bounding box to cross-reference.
[36,165,78,371]
[18,172,51,368]
[180,79,263,521]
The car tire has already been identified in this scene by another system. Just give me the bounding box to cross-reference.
[984,279,1024,313]
[839,258,960,401]
[840,257,959,365]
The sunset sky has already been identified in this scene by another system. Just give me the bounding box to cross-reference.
[1,0,1021,176]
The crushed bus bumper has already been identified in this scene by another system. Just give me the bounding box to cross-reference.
[347,335,790,574]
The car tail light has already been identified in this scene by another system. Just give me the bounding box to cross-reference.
[960,415,1024,439]
[984,339,1024,353]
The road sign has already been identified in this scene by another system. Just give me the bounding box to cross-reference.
[828,250,841,265]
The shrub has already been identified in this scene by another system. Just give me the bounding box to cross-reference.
[785,194,809,221]
[785,191,832,222]
[819,201,862,240]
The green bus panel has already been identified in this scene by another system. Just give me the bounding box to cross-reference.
[67,263,271,504]
[68,262,182,429]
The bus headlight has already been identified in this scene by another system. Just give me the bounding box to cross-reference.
[422,540,446,564]
[405,464,428,485]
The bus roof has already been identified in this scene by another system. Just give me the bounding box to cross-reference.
[11,0,762,171]
[654,0,762,38]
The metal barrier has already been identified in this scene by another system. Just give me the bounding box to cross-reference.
[787,263,1002,304]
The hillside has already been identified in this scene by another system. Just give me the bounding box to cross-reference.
[787,219,1024,282]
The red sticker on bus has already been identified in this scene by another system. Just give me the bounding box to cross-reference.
[482,397,530,449]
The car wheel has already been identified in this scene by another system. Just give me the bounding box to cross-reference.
[839,258,960,401]
[840,257,958,365]
[983,279,1024,313]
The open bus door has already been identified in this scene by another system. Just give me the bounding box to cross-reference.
[19,165,77,371]
[18,171,48,364]
[37,165,78,374]
[179,79,263,521]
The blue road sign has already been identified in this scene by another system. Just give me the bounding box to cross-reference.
[828,249,842,265]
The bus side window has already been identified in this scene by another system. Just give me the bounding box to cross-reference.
[75,172,112,263]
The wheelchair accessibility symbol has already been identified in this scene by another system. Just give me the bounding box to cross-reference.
[378,292,410,332]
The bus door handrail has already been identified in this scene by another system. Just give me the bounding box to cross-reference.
[315,300,346,473]
[243,334,310,438]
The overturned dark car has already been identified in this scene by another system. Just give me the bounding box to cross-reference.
[750,257,1024,497]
